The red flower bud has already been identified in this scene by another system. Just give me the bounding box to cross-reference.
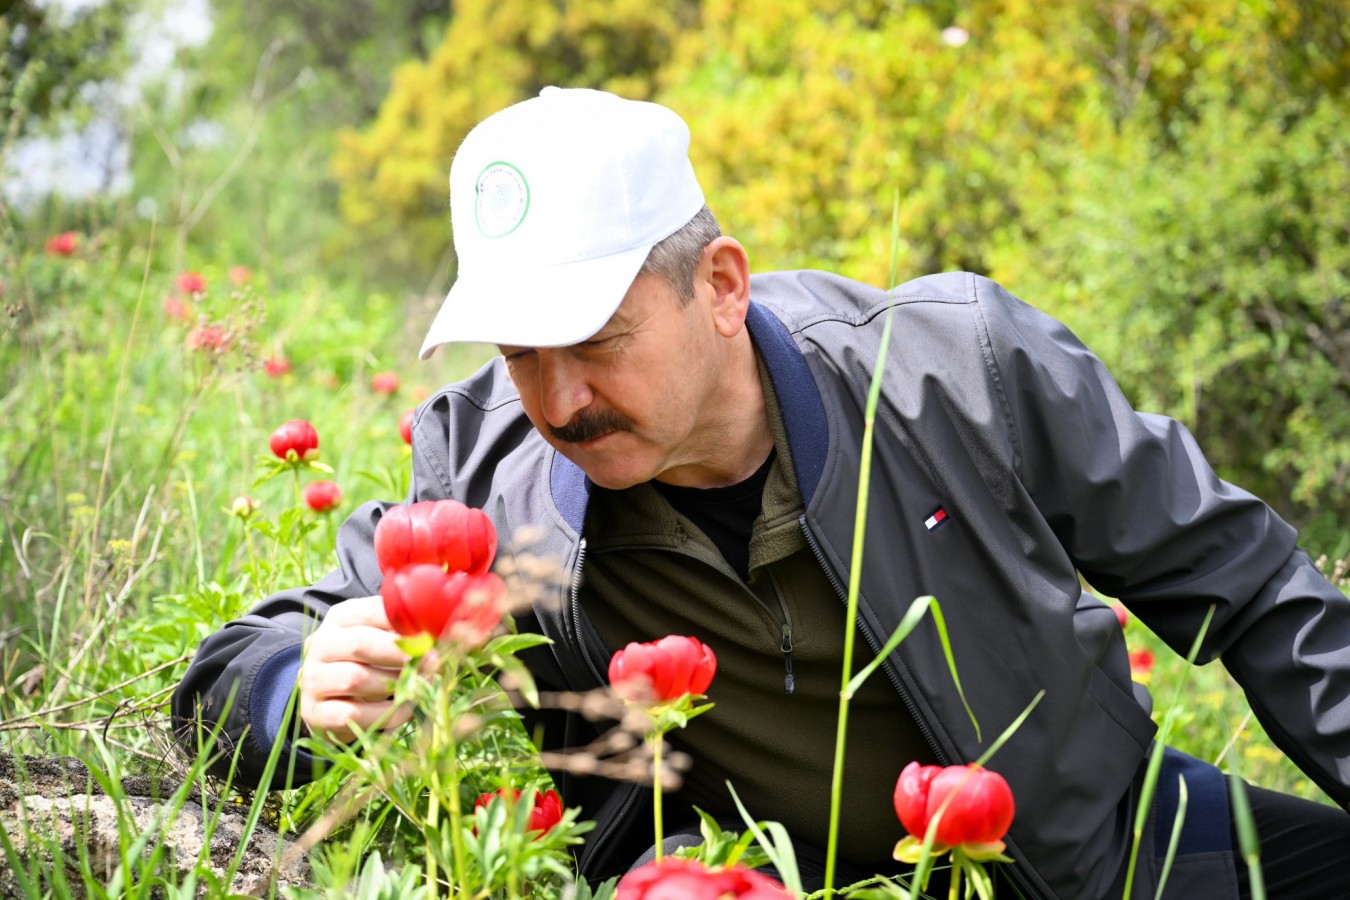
[45,232,78,256]
[1129,648,1155,676]
[380,564,504,647]
[371,371,400,395]
[618,857,788,899]
[1114,604,1129,628]
[473,787,564,837]
[302,480,342,513]
[608,635,717,703]
[229,496,259,519]
[399,408,415,445]
[893,762,1015,849]
[228,265,252,285]
[373,499,497,577]
[263,356,291,377]
[268,419,320,462]
[177,272,207,295]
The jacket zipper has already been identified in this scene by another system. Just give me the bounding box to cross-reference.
[568,539,647,877]
[761,570,796,695]
[579,781,643,877]
[798,516,946,763]
[568,538,604,684]
[799,516,1043,900]
[595,537,798,695]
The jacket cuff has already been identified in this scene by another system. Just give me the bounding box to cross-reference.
[251,643,314,769]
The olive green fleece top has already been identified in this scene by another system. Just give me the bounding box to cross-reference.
[580,361,936,865]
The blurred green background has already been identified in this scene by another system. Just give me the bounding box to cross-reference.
[7,0,1347,541]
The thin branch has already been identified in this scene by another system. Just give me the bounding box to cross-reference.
[179,40,306,236]
[1,652,191,727]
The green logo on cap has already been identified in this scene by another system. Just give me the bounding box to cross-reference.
[475,162,529,238]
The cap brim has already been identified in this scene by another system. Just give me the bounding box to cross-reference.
[419,242,652,359]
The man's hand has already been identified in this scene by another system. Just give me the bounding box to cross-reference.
[299,595,417,743]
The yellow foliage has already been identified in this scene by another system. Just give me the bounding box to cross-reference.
[331,0,694,248]
[333,0,1341,284]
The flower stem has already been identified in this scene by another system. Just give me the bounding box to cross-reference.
[440,660,470,893]
[652,732,666,861]
[290,467,307,582]
[242,524,258,579]
[949,859,962,900]
[824,192,900,899]
[426,772,440,898]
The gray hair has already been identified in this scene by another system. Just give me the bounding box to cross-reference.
[638,205,722,304]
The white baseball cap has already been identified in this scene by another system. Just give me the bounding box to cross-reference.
[419,87,707,358]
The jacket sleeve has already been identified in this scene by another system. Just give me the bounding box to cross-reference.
[171,408,455,789]
[974,275,1350,809]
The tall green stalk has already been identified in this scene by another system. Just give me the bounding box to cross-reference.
[653,735,666,860]
[823,193,902,897]
[1121,605,1216,899]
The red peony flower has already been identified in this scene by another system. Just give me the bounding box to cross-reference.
[177,272,207,295]
[371,371,400,395]
[380,564,505,647]
[186,324,230,352]
[263,356,292,377]
[1129,648,1155,676]
[608,635,717,703]
[303,480,342,513]
[893,762,1015,851]
[45,232,78,256]
[618,857,788,900]
[268,419,320,462]
[373,499,497,577]
[399,408,415,445]
[473,787,564,836]
[228,265,252,285]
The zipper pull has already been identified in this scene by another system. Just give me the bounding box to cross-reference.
[781,624,795,695]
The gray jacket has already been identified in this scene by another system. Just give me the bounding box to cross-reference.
[174,271,1350,898]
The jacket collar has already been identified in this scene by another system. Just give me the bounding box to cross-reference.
[547,300,828,533]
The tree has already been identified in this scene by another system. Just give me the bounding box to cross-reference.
[333,0,1349,528]
[0,0,133,138]
[330,0,699,270]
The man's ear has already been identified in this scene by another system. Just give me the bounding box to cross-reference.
[703,236,751,338]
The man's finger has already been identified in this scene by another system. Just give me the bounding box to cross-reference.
[309,625,411,668]
[321,595,393,629]
[301,661,399,702]
[304,698,413,743]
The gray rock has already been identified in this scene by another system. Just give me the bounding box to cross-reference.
[0,754,310,897]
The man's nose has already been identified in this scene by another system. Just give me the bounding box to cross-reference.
[537,350,593,429]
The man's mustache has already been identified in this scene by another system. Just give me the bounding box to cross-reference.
[550,409,634,444]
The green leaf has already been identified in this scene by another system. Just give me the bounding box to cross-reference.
[395,633,434,657]
[726,782,802,895]
[844,593,983,743]
[483,632,553,656]
[971,690,1045,768]
[1153,775,1188,900]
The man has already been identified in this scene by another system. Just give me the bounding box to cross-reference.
[174,87,1350,898]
